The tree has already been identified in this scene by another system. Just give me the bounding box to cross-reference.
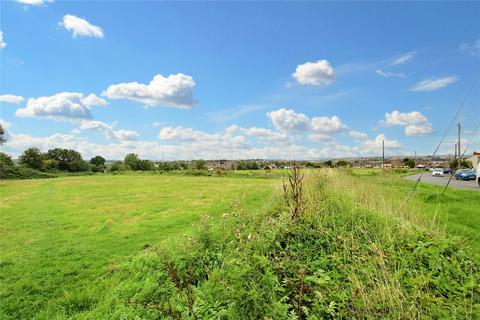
[450,159,459,170]
[0,152,14,167]
[124,153,140,170]
[324,160,333,168]
[460,160,473,169]
[137,159,154,171]
[110,161,128,172]
[90,155,106,166]
[402,158,416,169]
[45,148,85,171]
[236,160,247,170]
[336,160,349,167]
[195,159,206,170]
[247,161,260,170]
[19,147,44,170]
[0,124,6,145]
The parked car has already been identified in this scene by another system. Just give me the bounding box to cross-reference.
[443,168,452,174]
[431,168,444,177]
[477,163,480,187]
[454,169,476,181]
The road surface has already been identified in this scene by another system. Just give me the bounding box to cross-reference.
[404,173,479,191]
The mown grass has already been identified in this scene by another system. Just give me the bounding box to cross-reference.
[0,174,275,319]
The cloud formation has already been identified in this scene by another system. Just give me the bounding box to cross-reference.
[376,69,406,78]
[361,134,402,150]
[292,60,335,86]
[103,73,196,108]
[384,110,434,136]
[459,38,480,56]
[411,76,458,92]
[391,51,416,65]
[267,108,310,132]
[267,108,348,143]
[349,130,368,140]
[15,92,107,121]
[0,94,24,104]
[225,125,290,142]
[61,14,104,38]
[78,120,139,141]
[0,31,6,49]
[16,0,53,6]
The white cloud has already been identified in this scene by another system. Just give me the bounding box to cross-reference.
[60,14,104,38]
[81,93,107,107]
[158,127,201,142]
[411,76,458,92]
[158,126,249,154]
[111,129,140,141]
[361,134,403,150]
[103,73,196,109]
[3,131,404,160]
[349,130,368,140]
[308,133,335,143]
[459,39,480,56]
[0,31,6,49]
[0,94,24,104]
[15,92,106,121]
[225,125,290,142]
[16,0,53,6]
[375,69,406,78]
[267,108,310,132]
[391,51,416,65]
[78,120,139,141]
[405,123,434,136]
[0,118,11,129]
[292,60,336,86]
[267,108,348,142]
[384,110,434,136]
[310,116,348,135]
[385,110,427,126]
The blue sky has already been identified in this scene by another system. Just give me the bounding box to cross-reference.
[1,1,479,160]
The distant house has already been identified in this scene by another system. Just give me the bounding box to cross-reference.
[416,164,426,169]
[467,151,480,168]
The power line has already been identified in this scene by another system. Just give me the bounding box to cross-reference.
[399,71,480,208]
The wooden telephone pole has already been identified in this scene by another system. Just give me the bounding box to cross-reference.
[382,139,385,175]
[457,123,461,160]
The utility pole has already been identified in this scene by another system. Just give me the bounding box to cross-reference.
[382,139,385,175]
[414,150,417,170]
[457,123,461,161]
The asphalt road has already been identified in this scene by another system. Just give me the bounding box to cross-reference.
[404,173,479,191]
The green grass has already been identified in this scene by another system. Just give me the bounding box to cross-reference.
[346,168,480,252]
[0,174,275,319]
[70,169,478,319]
[1,169,479,319]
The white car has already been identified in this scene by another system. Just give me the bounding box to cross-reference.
[477,163,480,187]
[431,168,444,177]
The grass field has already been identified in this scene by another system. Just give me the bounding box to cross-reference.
[0,174,275,318]
[1,170,479,318]
[347,168,480,252]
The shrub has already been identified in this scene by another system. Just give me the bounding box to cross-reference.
[19,147,45,170]
[110,161,128,172]
[0,152,14,167]
[0,166,56,179]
